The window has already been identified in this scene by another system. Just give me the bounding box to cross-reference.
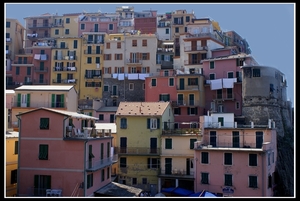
[175,27,179,33]
[26,67,31,75]
[227,88,233,99]
[139,53,148,61]
[147,158,160,168]
[209,61,215,69]
[101,169,105,181]
[228,72,234,78]
[253,69,261,77]
[107,167,110,179]
[16,67,20,75]
[120,118,127,129]
[106,43,110,49]
[73,40,78,49]
[104,86,109,92]
[159,94,170,102]
[209,73,215,80]
[268,175,272,188]
[115,54,122,60]
[40,118,49,129]
[38,144,48,160]
[117,42,121,48]
[187,107,198,115]
[165,28,169,34]
[268,152,271,166]
[65,29,69,34]
[188,78,198,85]
[87,174,93,189]
[55,29,59,35]
[151,79,156,86]
[95,57,100,64]
[120,157,127,168]
[201,172,209,184]
[190,139,197,149]
[186,16,190,22]
[165,139,172,149]
[6,21,11,27]
[224,153,232,165]
[249,154,257,166]
[174,107,181,115]
[132,178,137,185]
[87,57,92,64]
[142,39,147,46]
[99,114,104,121]
[14,141,18,154]
[147,118,159,129]
[129,83,134,90]
[224,174,233,186]
[201,152,209,164]
[132,40,137,47]
[169,78,174,86]
[66,18,70,23]
[142,178,147,184]
[108,24,113,30]
[80,24,85,30]
[10,169,17,184]
[249,175,258,188]
[104,54,111,60]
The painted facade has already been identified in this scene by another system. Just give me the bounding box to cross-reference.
[134,10,157,34]
[6,90,15,129]
[194,112,277,197]
[11,85,78,130]
[16,107,117,197]
[5,131,19,197]
[115,102,174,195]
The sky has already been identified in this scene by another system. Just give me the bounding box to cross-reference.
[5,3,295,107]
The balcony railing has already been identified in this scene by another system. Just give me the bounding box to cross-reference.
[86,155,118,171]
[27,23,51,28]
[32,79,49,85]
[52,79,77,84]
[170,99,200,107]
[53,66,77,72]
[184,46,208,52]
[53,55,77,60]
[160,169,194,177]
[114,147,161,155]
[177,85,200,91]
[34,67,48,72]
[162,128,201,135]
[83,50,102,54]
[126,59,142,64]
[195,141,264,150]
[157,48,174,52]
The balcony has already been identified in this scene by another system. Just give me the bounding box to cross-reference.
[86,154,118,172]
[25,187,62,197]
[27,33,51,39]
[184,59,202,66]
[185,32,223,44]
[114,147,161,155]
[52,79,77,84]
[159,169,194,178]
[34,67,48,73]
[27,23,52,28]
[53,55,77,60]
[157,47,174,53]
[126,59,142,64]
[162,128,201,135]
[32,79,49,85]
[177,85,200,91]
[53,66,77,72]
[194,140,271,150]
[184,45,208,52]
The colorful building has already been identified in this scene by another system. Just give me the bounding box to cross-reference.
[193,112,277,196]
[115,102,174,195]
[16,107,118,197]
[11,85,78,131]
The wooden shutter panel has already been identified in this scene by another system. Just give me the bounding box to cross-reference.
[17,93,21,107]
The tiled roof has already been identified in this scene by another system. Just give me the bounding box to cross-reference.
[116,101,170,116]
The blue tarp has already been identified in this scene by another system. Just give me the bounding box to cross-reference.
[189,190,217,197]
[161,187,194,196]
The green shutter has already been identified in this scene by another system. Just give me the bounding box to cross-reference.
[61,94,64,107]
[27,94,30,107]
[157,118,160,129]
[51,94,55,107]
[147,118,150,129]
[187,107,190,115]
[17,94,21,107]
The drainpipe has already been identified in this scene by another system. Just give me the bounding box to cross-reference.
[83,140,88,197]
[16,115,21,196]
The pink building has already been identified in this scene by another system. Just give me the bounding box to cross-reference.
[202,50,257,117]
[193,113,277,197]
[145,69,205,128]
[16,107,117,197]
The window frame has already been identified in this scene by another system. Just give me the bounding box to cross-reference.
[224,153,232,165]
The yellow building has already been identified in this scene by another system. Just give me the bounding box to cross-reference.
[6,18,25,61]
[11,85,78,130]
[51,37,82,93]
[115,101,174,195]
[5,131,19,197]
[51,13,80,37]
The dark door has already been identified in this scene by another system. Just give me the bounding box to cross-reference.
[120,137,127,153]
[150,138,157,153]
